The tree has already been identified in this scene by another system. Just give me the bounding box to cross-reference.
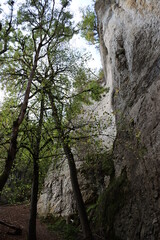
[79,4,99,45]
[20,89,58,240]
[48,92,93,239]
[0,0,14,55]
[37,45,106,239]
[21,41,103,239]
[0,0,75,193]
[0,1,107,239]
[28,95,44,240]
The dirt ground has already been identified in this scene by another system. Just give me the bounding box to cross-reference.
[0,204,61,240]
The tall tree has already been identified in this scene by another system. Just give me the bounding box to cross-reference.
[28,94,44,240]
[0,2,106,239]
[37,45,105,239]
[32,43,105,239]
[0,0,75,193]
[48,92,93,239]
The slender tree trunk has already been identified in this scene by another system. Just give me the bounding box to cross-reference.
[28,158,39,240]
[63,142,93,240]
[28,96,44,240]
[0,43,42,193]
[48,93,93,240]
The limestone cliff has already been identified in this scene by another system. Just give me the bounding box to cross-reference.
[96,0,160,239]
[38,94,116,218]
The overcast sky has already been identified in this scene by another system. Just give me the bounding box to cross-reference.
[70,0,101,70]
[70,0,94,21]
[0,0,101,102]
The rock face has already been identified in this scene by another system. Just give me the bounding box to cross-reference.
[38,94,116,218]
[38,160,76,218]
[96,0,160,239]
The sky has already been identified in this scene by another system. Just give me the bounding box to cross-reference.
[0,0,101,102]
[70,0,94,22]
[70,0,101,69]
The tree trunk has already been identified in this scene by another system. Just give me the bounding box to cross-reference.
[0,43,42,193]
[28,96,44,240]
[28,159,39,240]
[48,93,93,240]
[0,122,18,192]
[63,142,93,240]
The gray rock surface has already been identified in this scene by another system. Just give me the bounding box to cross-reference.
[96,0,160,239]
[38,92,116,217]
[38,68,117,217]
[38,160,76,218]
[38,146,112,218]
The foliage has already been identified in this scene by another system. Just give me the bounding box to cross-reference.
[0,97,18,177]
[0,3,112,239]
[0,40,106,204]
[0,0,14,55]
[82,150,115,187]
[79,5,99,45]
[2,172,32,204]
[41,215,79,240]
[1,100,57,203]
[0,0,77,196]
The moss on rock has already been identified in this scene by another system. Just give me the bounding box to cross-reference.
[96,168,129,239]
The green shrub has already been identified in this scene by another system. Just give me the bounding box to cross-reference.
[41,215,79,240]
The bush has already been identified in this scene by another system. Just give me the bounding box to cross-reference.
[41,215,79,240]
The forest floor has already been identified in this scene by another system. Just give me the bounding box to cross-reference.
[0,204,61,240]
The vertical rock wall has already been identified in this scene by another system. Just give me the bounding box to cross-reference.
[96,0,160,239]
[38,94,116,218]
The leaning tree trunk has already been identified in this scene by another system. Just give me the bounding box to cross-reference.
[28,96,44,240]
[63,142,93,240]
[0,43,42,193]
[48,92,93,240]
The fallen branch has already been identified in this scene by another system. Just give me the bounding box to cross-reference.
[0,220,22,235]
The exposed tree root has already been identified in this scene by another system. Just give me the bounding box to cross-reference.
[0,220,22,235]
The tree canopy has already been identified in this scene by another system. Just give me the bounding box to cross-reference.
[0,1,107,239]
[79,2,99,45]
